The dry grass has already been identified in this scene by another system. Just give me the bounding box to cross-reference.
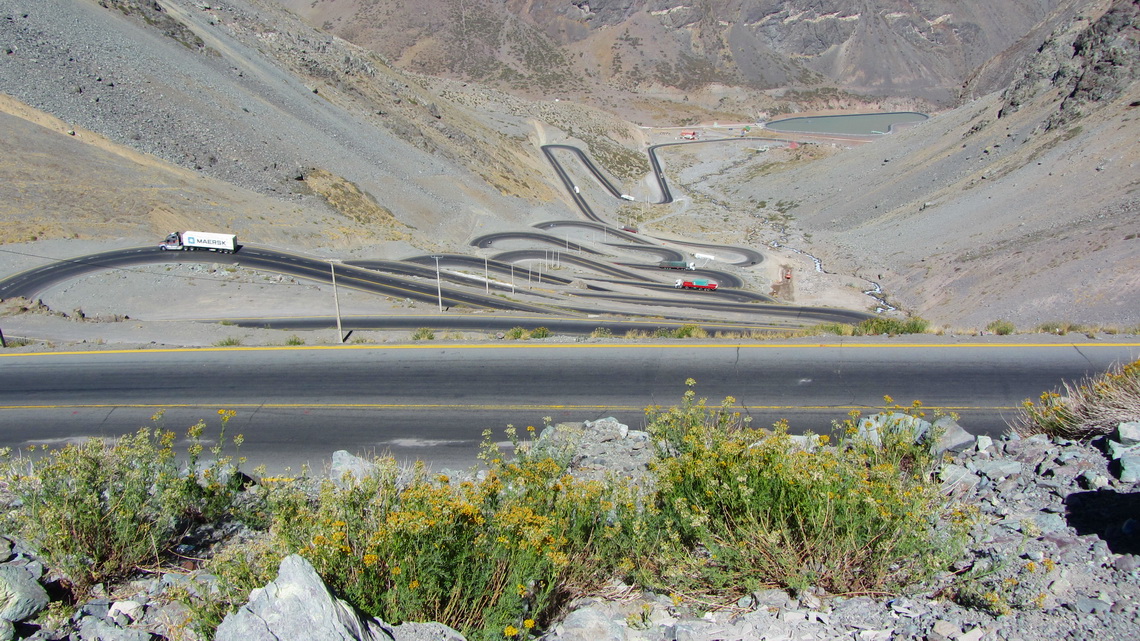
[1011,359,1140,440]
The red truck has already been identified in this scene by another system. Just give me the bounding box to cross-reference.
[675,279,718,291]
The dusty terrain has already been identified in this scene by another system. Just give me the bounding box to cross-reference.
[1,0,1138,349]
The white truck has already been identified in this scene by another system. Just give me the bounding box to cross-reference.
[159,231,238,253]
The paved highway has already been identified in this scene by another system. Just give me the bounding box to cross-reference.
[2,342,1136,472]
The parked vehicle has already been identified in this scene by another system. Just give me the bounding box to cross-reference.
[159,231,238,253]
[675,279,718,290]
[658,261,696,270]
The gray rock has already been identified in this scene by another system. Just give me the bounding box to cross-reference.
[1116,421,1140,447]
[1107,439,1139,460]
[929,619,960,641]
[976,435,994,452]
[1067,596,1112,614]
[934,417,974,454]
[584,417,628,442]
[214,555,391,641]
[76,615,155,641]
[553,606,623,641]
[857,412,931,447]
[776,609,807,622]
[788,434,819,452]
[1115,454,1140,483]
[1034,513,1068,534]
[0,566,49,623]
[328,450,378,486]
[389,621,466,641]
[959,628,985,641]
[1114,555,1140,572]
[1078,470,1111,490]
[752,588,796,610]
[939,464,981,495]
[108,600,144,627]
[972,460,1023,480]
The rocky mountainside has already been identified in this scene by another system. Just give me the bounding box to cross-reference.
[0,0,1137,329]
[279,0,1075,108]
[0,0,619,253]
[668,0,1140,328]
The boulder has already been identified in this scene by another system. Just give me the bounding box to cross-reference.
[76,615,155,641]
[329,450,379,486]
[972,460,1024,480]
[939,464,981,495]
[1116,422,1140,447]
[933,417,974,454]
[1107,439,1139,460]
[214,555,391,641]
[1113,454,1140,483]
[583,417,628,442]
[856,412,931,447]
[389,621,465,641]
[551,606,624,641]
[0,566,48,623]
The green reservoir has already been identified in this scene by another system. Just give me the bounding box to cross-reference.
[764,112,928,135]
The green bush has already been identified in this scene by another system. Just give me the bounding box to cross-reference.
[286,335,306,346]
[206,430,643,640]
[215,336,243,346]
[855,316,930,336]
[411,327,435,340]
[530,327,551,339]
[672,324,708,338]
[986,320,1016,335]
[814,322,854,336]
[504,326,527,340]
[638,381,958,596]
[0,411,246,594]
[590,327,613,338]
[1034,321,1086,335]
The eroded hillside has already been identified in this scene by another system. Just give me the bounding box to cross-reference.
[0,0,646,253]
[280,0,1074,109]
[669,0,1140,328]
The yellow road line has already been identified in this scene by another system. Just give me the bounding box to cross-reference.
[2,342,1138,358]
[0,403,1020,411]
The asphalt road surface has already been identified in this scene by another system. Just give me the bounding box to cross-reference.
[2,340,1136,473]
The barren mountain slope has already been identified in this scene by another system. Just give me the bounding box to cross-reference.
[0,0,620,254]
[675,0,1140,328]
[280,0,1071,108]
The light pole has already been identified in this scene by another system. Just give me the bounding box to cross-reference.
[431,255,444,312]
[329,260,344,343]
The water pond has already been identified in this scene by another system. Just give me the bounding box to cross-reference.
[764,112,928,135]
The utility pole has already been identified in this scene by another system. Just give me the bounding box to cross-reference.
[329,260,344,343]
[484,257,489,294]
[431,255,444,312]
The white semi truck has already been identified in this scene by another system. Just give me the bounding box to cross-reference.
[159,231,238,253]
